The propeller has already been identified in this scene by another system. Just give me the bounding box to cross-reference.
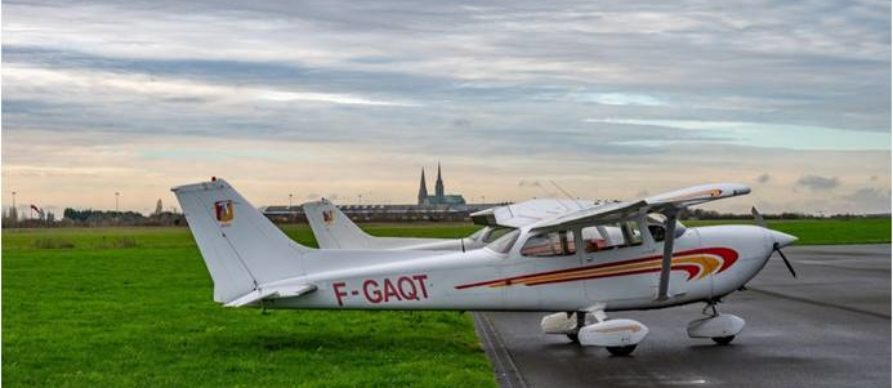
[752,206,797,278]
[773,242,797,278]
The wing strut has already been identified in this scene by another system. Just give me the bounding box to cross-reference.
[656,209,678,301]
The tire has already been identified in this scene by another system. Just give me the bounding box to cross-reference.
[566,333,580,344]
[712,335,735,345]
[606,345,637,356]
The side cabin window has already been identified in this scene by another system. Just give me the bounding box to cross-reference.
[521,230,576,257]
[582,221,644,253]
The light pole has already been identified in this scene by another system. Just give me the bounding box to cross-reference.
[11,191,16,225]
[289,193,293,208]
[115,192,120,212]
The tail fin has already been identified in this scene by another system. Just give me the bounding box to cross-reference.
[303,199,374,249]
[172,178,309,303]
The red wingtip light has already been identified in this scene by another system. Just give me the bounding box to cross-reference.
[211,176,217,181]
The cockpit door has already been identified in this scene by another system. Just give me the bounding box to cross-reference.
[581,220,658,305]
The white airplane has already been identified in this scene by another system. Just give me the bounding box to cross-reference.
[173,178,797,356]
[302,198,600,251]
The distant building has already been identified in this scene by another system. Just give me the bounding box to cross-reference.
[261,163,508,223]
[417,163,466,206]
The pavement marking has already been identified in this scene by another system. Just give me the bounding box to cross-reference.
[472,312,527,388]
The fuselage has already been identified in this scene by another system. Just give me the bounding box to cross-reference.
[263,224,781,312]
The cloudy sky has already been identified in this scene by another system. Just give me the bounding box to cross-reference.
[3,0,891,215]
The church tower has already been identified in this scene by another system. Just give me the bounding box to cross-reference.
[435,162,445,202]
[417,168,428,205]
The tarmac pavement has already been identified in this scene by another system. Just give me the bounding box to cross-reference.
[473,244,891,388]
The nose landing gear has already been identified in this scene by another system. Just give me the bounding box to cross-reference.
[687,303,745,345]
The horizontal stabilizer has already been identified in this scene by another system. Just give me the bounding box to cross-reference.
[224,284,317,308]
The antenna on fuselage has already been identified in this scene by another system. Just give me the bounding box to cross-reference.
[550,180,584,210]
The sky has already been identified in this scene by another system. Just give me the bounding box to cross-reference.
[2,0,891,216]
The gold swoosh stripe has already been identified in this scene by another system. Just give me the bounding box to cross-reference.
[492,254,724,287]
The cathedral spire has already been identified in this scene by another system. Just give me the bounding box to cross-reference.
[417,167,428,205]
[435,162,445,200]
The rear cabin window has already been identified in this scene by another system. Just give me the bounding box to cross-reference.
[521,230,576,257]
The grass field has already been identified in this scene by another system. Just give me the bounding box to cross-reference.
[684,218,891,245]
[2,226,494,387]
[3,218,888,386]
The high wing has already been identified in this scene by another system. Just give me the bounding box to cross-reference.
[471,198,600,228]
[528,183,751,301]
[530,183,750,233]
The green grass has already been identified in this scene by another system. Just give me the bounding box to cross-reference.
[2,226,495,387]
[3,218,888,386]
[685,218,891,245]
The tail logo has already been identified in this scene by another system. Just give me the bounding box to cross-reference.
[215,200,234,225]
[322,209,335,225]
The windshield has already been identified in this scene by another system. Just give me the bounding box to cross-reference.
[646,213,687,238]
[485,229,520,254]
[468,227,488,241]
[482,226,513,243]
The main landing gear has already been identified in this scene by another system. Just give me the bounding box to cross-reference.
[540,306,649,356]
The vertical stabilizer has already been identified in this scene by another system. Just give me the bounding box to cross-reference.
[303,200,374,249]
[172,178,309,303]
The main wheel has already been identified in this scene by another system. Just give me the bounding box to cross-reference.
[712,335,735,345]
[606,345,637,356]
[566,333,580,343]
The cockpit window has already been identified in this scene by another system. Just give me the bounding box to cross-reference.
[582,221,643,252]
[646,213,686,240]
[485,229,520,254]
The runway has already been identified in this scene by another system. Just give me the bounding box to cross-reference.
[473,244,891,388]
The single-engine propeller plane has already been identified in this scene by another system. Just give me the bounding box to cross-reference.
[173,178,797,356]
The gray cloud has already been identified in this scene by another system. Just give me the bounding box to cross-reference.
[841,188,891,213]
[518,179,543,188]
[756,173,771,184]
[2,0,891,214]
[796,175,840,191]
